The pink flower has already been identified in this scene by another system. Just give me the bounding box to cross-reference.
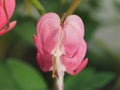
[0,0,16,36]
[34,13,88,76]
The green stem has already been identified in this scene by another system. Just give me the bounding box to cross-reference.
[24,0,32,15]
[29,0,46,15]
[66,0,80,16]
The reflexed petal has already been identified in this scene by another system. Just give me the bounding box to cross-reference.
[61,40,87,74]
[8,20,16,30]
[37,52,52,72]
[36,13,62,54]
[0,20,16,36]
[68,58,88,75]
[63,15,85,57]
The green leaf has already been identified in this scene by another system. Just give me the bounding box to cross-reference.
[0,58,47,90]
[65,68,115,90]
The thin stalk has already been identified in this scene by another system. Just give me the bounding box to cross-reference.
[29,0,46,15]
[66,0,81,16]
[24,0,32,15]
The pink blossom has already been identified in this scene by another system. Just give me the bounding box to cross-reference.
[34,12,88,90]
[0,0,16,36]
[34,13,88,76]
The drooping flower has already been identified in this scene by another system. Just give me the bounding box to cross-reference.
[0,0,16,36]
[34,13,88,90]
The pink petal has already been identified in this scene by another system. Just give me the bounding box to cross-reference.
[0,20,16,36]
[34,35,43,53]
[0,6,7,29]
[4,0,16,19]
[36,13,62,54]
[63,15,84,37]
[37,52,52,72]
[62,15,85,57]
[0,0,4,7]
[61,40,87,75]
[68,58,88,75]
[8,20,17,30]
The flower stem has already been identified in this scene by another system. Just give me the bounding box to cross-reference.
[52,49,65,90]
[66,0,81,16]
[55,55,64,90]
[56,72,64,90]
[24,0,32,15]
[29,0,46,15]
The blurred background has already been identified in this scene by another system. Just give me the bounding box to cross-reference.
[0,0,120,90]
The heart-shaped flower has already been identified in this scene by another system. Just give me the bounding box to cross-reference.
[34,12,88,90]
[0,0,16,36]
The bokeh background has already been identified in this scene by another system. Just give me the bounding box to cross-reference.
[0,0,120,90]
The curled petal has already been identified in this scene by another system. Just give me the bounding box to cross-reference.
[63,15,85,57]
[8,20,17,30]
[61,40,87,75]
[68,58,88,75]
[37,52,52,72]
[36,13,62,54]
[0,20,16,36]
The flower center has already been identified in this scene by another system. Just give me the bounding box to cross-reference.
[51,28,66,78]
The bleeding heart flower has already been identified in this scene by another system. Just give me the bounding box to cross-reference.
[0,0,16,36]
[34,13,88,90]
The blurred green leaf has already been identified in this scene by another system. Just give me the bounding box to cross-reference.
[65,68,115,90]
[0,58,47,90]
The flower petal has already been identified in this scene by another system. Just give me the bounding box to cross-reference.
[69,58,88,75]
[61,40,87,75]
[0,6,7,29]
[36,13,61,54]
[0,0,4,7]
[37,52,52,72]
[4,0,16,19]
[34,35,44,54]
[0,20,16,36]
[62,15,85,57]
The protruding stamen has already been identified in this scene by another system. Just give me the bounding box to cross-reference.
[52,55,57,78]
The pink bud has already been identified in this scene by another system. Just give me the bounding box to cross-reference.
[34,13,88,76]
[0,0,16,36]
